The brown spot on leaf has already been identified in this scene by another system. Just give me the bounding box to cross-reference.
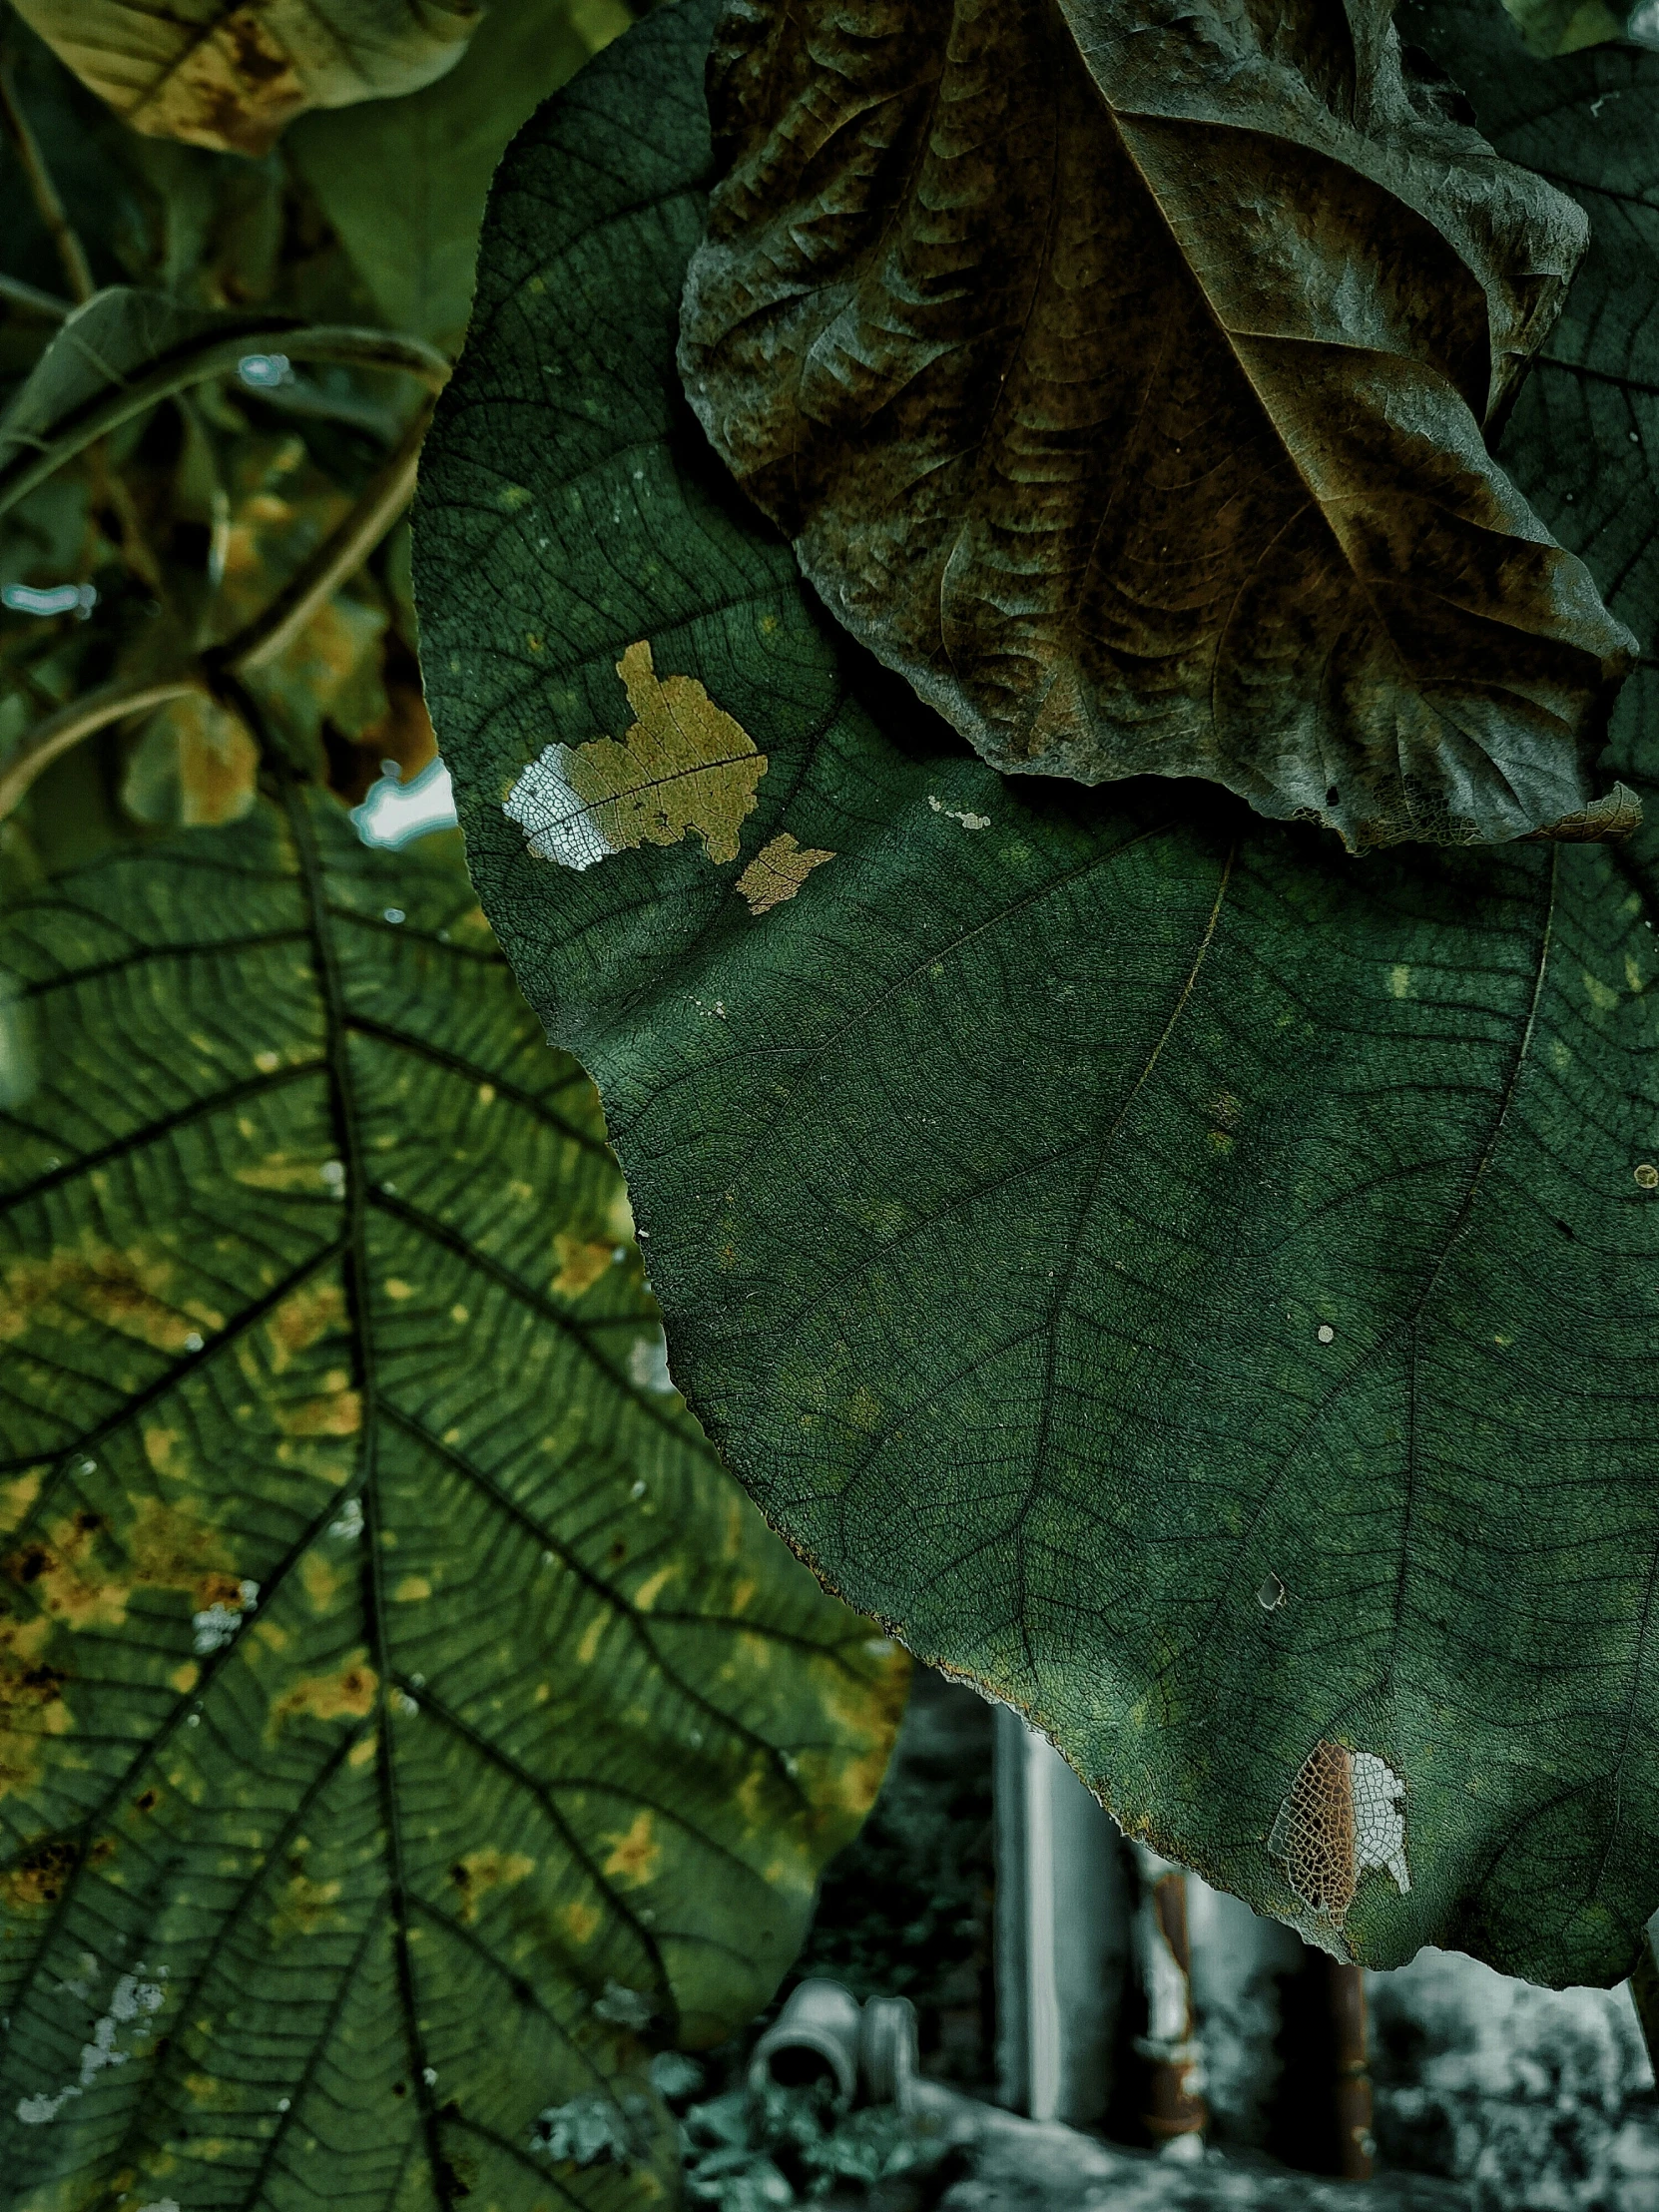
[1269,1739,1357,1924]
[0,1834,80,1909]
[129,6,307,155]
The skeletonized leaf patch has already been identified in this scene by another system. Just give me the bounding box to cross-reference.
[506,640,767,870]
[1270,1741,1410,1930]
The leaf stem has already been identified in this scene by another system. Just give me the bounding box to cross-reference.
[0,270,72,321]
[0,55,94,303]
[0,674,203,820]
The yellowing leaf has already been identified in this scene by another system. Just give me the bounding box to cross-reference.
[679,0,1640,849]
[12,0,483,157]
[505,640,766,869]
[122,695,259,830]
[737,831,834,915]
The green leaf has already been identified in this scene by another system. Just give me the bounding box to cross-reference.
[414,0,1659,1986]
[0,793,905,2208]
[677,0,1639,852]
[0,287,448,525]
[288,0,634,354]
[11,0,484,157]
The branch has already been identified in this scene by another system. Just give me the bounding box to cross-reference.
[0,675,202,821]
[0,385,442,821]
[0,57,94,304]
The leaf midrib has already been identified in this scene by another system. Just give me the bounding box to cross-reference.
[278,768,455,2209]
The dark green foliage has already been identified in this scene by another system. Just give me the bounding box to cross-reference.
[415,0,1659,1988]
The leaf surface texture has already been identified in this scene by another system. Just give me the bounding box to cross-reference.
[0,796,903,2208]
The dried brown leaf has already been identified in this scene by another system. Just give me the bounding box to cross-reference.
[679,0,1639,850]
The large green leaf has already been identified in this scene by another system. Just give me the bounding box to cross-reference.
[0,793,904,2209]
[11,0,483,156]
[677,0,1637,852]
[288,0,633,355]
[414,0,1659,1988]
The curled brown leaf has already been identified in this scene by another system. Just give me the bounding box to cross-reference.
[679,0,1639,850]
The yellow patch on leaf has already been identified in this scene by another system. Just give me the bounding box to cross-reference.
[576,1615,606,1667]
[0,1472,43,1537]
[505,641,766,870]
[0,1243,218,1353]
[631,1565,677,1614]
[270,1868,345,1940]
[560,1898,601,1946]
[600,1811,660,1888]
[299,1552,343,1613]
[276,1385,361,1437]
[4,1497,239,1637]
[449,1848,534,1924]
[737,832,835,915]
[272,1656,377,1730]
[0,1614,72,1801]
[799,1639,911,1819]
[553,1234,614,1299]
[266,1283,346,1374]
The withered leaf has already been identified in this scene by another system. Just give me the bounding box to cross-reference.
[11,0,481,157]
[679,0,1639,851]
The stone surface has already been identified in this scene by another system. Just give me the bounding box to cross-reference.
[919,2087,1468,2208]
